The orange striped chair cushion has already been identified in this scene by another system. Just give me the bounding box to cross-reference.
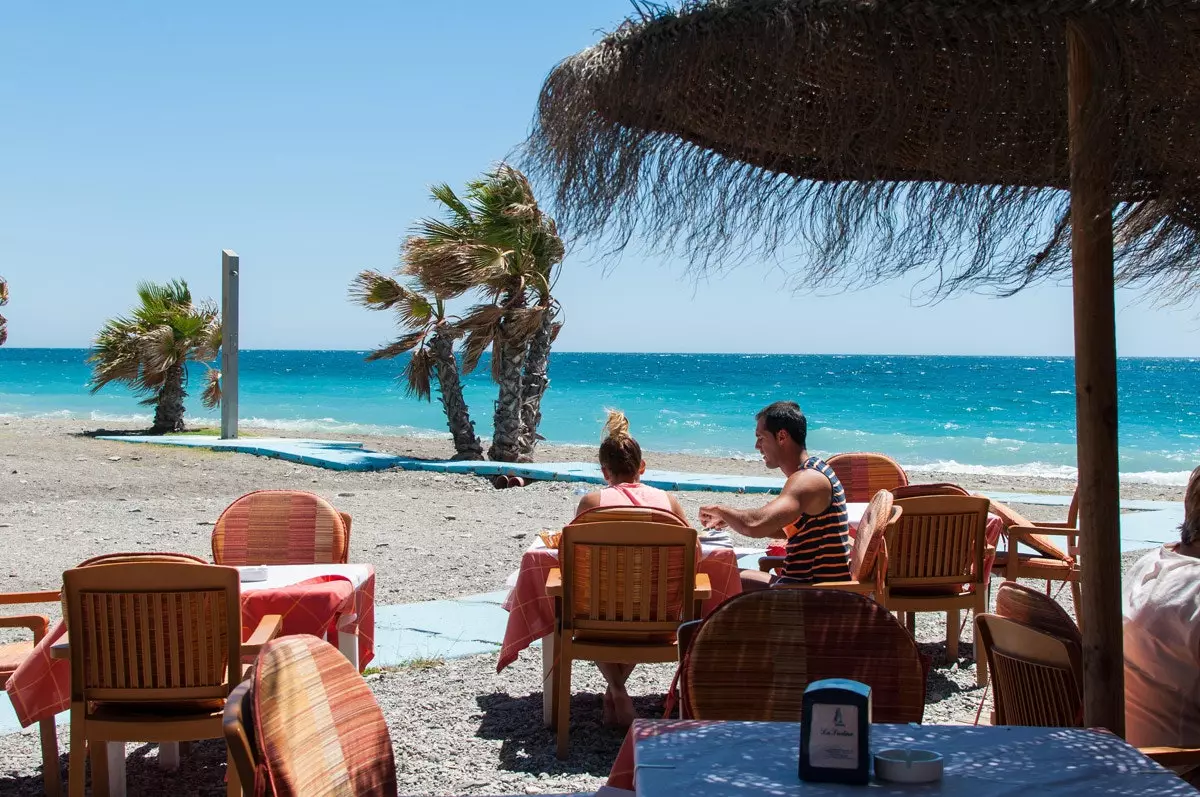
[212,490,349,565]
[253,635,397,797]
[825,453,908,503]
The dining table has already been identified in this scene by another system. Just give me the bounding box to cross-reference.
[3,563,376,797]
[612,719,1194,795]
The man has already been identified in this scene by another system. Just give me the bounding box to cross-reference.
[699,401,851,589]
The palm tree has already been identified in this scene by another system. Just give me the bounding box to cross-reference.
[408,165,565,462]
[349,270,483,460]
[0,276,8,347]
[88,280,221,434]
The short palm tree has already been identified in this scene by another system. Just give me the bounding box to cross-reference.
[349,270,483,460]
[407,165,565,462]
[0,275,8,346]
[88,280,221,434]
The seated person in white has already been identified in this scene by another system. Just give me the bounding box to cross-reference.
[1124,464,1200,785]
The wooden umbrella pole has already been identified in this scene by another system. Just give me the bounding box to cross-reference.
[1066,20,1124,736]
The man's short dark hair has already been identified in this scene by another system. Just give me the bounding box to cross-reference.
[757,401,807,449]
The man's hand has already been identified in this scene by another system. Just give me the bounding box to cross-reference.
[699,505,728,529]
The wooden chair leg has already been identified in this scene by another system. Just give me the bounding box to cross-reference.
[1071,581,1083,630]
[974,597,988,687]
[90,741,111,797]
[945,610,959,662]
[905,612,915,635]
[68,714,86,797]
[38,717,61,797]
[555,644,572,760]
[548,633,561,731]
[226,750,241,797]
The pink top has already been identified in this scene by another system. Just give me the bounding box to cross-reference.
[596,482,677,514]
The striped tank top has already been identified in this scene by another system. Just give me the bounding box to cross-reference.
[777,456,852,585]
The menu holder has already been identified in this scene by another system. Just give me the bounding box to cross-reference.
[799,678,871,785]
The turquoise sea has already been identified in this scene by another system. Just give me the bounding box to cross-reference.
[1,348,1197,485]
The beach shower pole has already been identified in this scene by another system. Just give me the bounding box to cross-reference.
[221,249,240,439]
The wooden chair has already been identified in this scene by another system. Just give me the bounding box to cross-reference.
[2,588,63,796]
[886,495,992,686]
[224,635,397,797]
[212,490,352,565]
[62,562,281,797]
[989,490,1082,625]
[681,588,925,722]
[571,505,688,527]
[977,601,1200,779]
[545,520,710,759]
[757,488,901,599]
[825,452,908,503]
[78,552,208,567]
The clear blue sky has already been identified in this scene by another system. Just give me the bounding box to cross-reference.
[2,1,1198,356]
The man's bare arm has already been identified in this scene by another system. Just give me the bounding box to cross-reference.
[699,470,830,539]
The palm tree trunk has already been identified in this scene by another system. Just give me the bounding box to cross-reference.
[429,330,483,460]
[151,364,187,434]
[516,306,556,462]
[489,294,527,462]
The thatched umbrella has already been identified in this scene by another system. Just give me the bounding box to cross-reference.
[526,0,1200,735]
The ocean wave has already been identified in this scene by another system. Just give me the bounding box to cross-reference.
[907,460,1192,486]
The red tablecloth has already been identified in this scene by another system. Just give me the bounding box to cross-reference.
[4,572,375,728]
[497,543,741,672]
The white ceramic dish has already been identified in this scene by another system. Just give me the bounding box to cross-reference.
[237,565,269,583]
[873,749,944,783]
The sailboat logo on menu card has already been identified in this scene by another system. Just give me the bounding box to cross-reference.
[833,708,845,728]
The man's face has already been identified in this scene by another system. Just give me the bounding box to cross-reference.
[754,417,783,470]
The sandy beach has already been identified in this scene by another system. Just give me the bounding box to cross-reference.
[0,416,1183,795]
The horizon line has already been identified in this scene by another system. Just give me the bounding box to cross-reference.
[1,345,1196,360]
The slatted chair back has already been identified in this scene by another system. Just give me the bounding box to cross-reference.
[212,490,350,565]
[975,613,1083,727]
[891,482,970,499]
[848,490,899,588]
[994,581,1081,645]
[240,635,398,797]
[558,520,698,636]
[683,588,925,722]
[887,496,990,591]
[62,562,241,705]
[571,505,688,526]
[826,452,909,503]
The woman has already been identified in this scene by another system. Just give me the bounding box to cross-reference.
[1124,464,1200,779]
[573,409,688,523]
[573,410,688,727]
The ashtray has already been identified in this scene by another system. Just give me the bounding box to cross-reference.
[873,749,944,783]
[237,565,269,583]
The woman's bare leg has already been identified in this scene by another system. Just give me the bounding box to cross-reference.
[597,663,637,726]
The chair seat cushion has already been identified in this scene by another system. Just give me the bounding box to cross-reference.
[889,586,974,598]
[994,552,1075,573]
[0,640,34,675]
[90,699,225,720]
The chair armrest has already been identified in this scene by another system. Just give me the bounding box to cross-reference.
[50,635,70,661]
[1140,746,1200,768]
[0,590,60,605]
[1010,524,1075,538]
[758,555,785,573]
[0,614,50,643]
[241,614,283,658]
[546,568,562,598]
[694,573,712,602]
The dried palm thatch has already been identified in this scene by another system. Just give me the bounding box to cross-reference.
[525,0,1200,300]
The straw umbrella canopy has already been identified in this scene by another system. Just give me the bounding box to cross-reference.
[525,0,1200,735]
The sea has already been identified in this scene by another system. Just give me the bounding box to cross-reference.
[1,349,1197,486]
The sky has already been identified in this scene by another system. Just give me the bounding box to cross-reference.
[1,1,1198,357]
